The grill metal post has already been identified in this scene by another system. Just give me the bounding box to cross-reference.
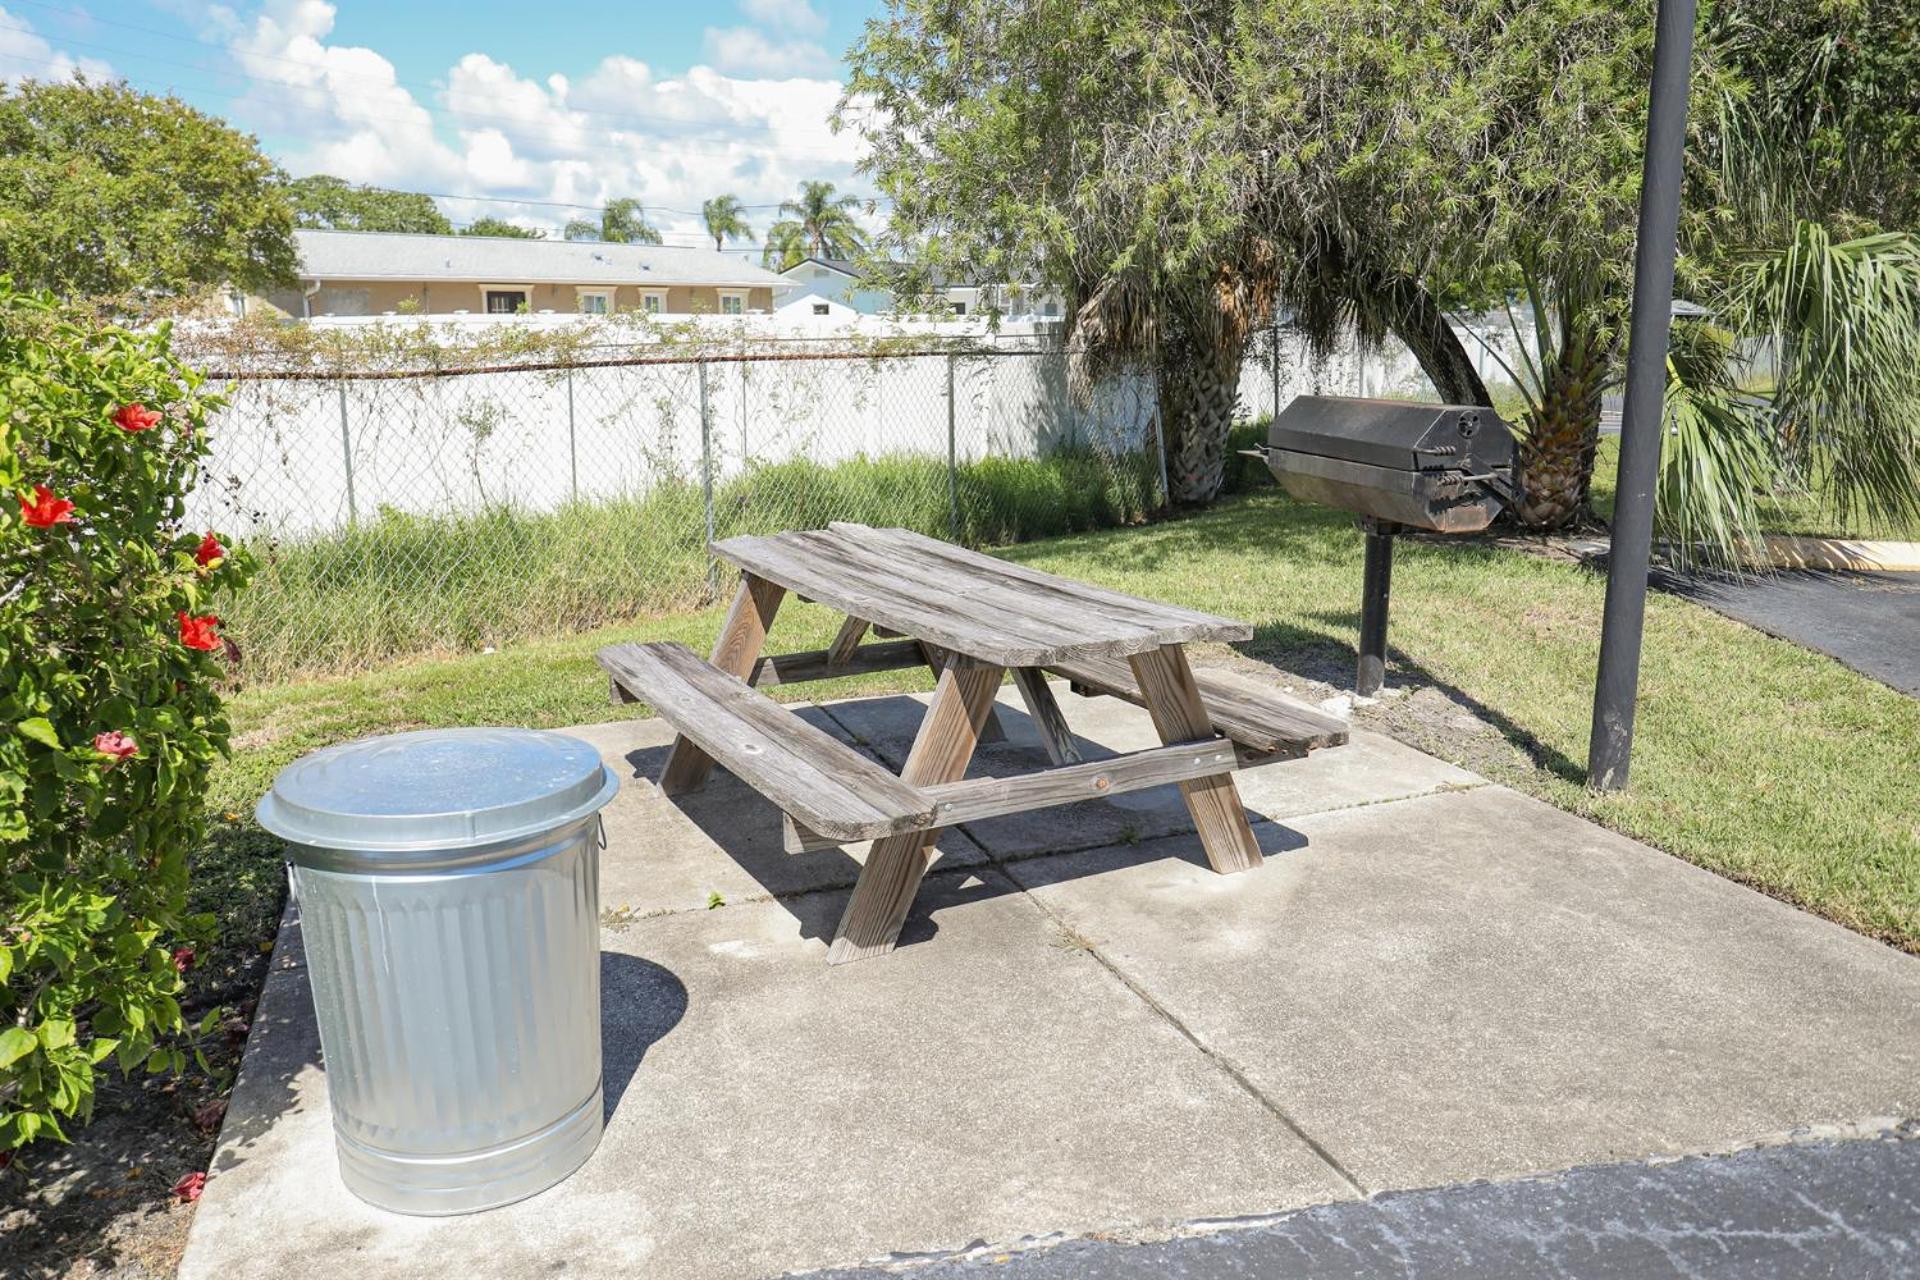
[1357,519,1394,696]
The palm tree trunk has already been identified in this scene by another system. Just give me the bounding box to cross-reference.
[1157,327,1244,504]
[1513,323,1608,529]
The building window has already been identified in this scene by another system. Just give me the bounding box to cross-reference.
[719,291,746,316]
[1043,301,1060,317]
[641,291,665,315]
[951,301,968,316]
[812,303,831,316]
[578,291,610,315]
[484,289,528,314]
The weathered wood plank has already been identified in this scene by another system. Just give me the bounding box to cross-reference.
[923,739,1237,826]
[710,524,1254,666]
[599,642,934,841]
[1127,645,1263,875]
[827,616,870,666]
[780,737,1243,852]
[748,638,926,688]
[660,573,785,795]
[1011,667,1081,765]
[827,660,1004,965]
[846,523,1252,646]
[1046,653,1347,756]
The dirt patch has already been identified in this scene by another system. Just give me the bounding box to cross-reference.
[2,951,266,1280]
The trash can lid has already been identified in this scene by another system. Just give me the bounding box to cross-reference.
[257,727,619,864]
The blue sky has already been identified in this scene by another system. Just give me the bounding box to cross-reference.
[0,0,889,245]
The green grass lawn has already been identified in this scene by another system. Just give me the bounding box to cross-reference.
[200,490,1920,964]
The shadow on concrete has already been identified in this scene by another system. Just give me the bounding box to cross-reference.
[619,694,1307,956]
[210,914,691,1167]
[600,953,688,1119]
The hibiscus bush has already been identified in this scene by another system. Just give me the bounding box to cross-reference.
[1,283,252,1154]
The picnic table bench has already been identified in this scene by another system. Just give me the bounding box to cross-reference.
[600,523,1348,965]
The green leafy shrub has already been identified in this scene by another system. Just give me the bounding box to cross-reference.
[1,285,252,1153]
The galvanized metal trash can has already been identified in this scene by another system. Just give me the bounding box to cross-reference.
[256,727,619,1216]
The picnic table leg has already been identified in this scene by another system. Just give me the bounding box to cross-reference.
[828,659,1004,965]
[659,572,786,796]
[1011,667,1082,765]
[919,640,1006,742]
[1126,644,1264,875]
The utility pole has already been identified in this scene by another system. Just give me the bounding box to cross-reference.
[1588,0,1698,789]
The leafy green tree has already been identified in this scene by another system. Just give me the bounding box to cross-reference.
[460,217,545,239]
[0,79,296,301]
[703,195,756,252]
[1,284,253,1153]
[849,0,1920,538]
[565,198,663,245]
[286,174,452,234]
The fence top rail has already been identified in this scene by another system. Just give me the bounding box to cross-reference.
[196,344,1082,384]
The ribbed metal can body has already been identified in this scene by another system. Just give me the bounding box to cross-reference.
[258,728,619,1216]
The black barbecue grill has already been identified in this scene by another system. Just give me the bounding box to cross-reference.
[1248,396,1522,695]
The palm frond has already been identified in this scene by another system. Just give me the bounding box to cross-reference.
[1657,319,1774,567]
[1726,222,1920,532]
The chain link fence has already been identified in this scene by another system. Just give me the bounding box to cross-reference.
[187,317,1476,684]
[190,340,1169,682]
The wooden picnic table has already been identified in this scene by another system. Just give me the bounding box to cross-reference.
[599,523,1346,965]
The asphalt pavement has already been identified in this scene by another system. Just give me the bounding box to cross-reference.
[1655,567,1920,696]
[802,1130,1920,1280]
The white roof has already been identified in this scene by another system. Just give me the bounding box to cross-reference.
[294,229,788,289]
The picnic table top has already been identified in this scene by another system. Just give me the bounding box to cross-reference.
[710,522,1253,667]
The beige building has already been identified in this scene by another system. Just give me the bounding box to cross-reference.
[252,229,788,319]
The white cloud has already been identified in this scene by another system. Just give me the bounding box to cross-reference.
[701,27,836,79]
[738,0,828,36]
[211,0,872,248]
[0,6,113,83]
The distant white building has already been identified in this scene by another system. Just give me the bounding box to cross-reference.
[246,229,793,320]
[774,292,863,324]
[775,256,1064,319]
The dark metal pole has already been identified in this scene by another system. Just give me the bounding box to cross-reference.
[1357,520,1394,696]
[1587,0,1697,790]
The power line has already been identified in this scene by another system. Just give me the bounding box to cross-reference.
[0,48,893,228]
[2,0,867,141]
[0,16,872,163]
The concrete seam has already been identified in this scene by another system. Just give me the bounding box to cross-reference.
[1015,888,1372,1200]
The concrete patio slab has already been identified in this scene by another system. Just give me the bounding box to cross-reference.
[820,678,1479,859]
[562,714,987,920]
[183,697,1920,1280]
[1007,784,1920,1193]
[180,866,1354,1280]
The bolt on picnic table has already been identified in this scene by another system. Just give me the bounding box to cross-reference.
[599,523,1349,965]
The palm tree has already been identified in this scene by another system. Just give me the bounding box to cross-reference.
[761,220,809,272]
[702,195,755,252]
[564,198,663,245]
[1481,30,1920,550]
[779,181,867,260]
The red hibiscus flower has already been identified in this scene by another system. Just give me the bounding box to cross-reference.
[171,1171,206,1203]
[114,403,162,433]
[19,485,75,528]
[178,612,222,652]
[93,731,139,763]
[172,946,196,973]
[193,532,226,568]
